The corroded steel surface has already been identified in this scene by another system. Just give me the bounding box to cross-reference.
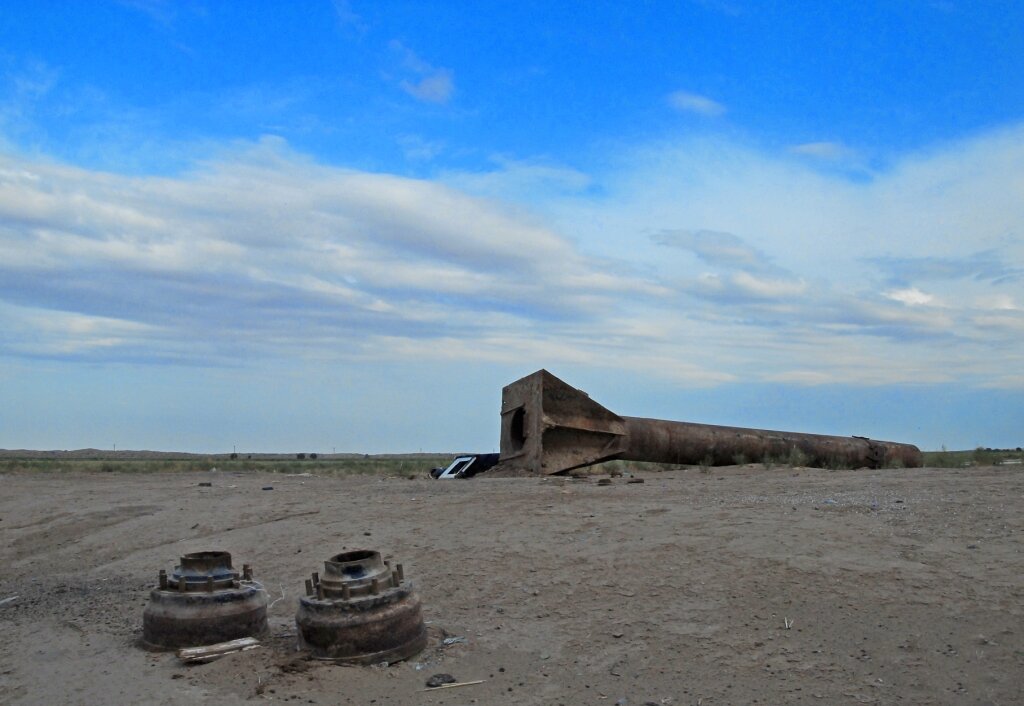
[141,551,269,650]
[296,549,427,664]
[497,369,923,475]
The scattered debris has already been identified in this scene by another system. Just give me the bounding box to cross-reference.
[441,636,467,645]
[268,585,287,609]
[627,478,645,484]
[420,679,486,692]
[430,453,501,479]
[0,595,18,607]
[425,673,457,688]
[198,482,212,487]
[177,637,261,664]
[262,486,274,491]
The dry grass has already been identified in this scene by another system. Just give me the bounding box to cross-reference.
[0,454,453,478]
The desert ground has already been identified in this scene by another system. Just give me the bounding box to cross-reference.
[0,464,1021,705]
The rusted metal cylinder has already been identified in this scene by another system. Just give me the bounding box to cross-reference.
[496,369,923,474]
[142,551,268,650]
[621,417,923,469]
[295,549,427,664]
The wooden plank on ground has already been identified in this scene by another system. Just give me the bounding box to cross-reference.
[177,637,260,663]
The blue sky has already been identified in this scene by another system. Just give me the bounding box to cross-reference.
[1,0,1022,453]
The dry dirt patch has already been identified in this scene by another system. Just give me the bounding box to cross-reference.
[0,466,1021,705]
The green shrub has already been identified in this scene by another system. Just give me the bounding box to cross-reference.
[787,446,809,468]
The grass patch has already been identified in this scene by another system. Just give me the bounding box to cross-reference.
[0,454,454,477]
[787,446,810,468]
[922,447,1022,468]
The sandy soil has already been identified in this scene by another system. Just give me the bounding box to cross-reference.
[0,465,1021,705]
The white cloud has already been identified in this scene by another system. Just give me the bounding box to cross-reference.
[974,294,1020,311]
[399,71,454,104]
[117,0,177,25]
[0,301,160,356]
[0,138,663,370]
[0,61,60,147]
[667,90,726,117]
[397,134,445,161]
[885,287,935,306]
[536,124,1024,386]
[389,41,455,104]
[731,271,808,299]
[790,141,858,162]
[332,0,367,33]
[441,156,592,206]
[765,371,834,385]
[654,229,766,269]
[687,271,807,302]
[1,122,1023,390]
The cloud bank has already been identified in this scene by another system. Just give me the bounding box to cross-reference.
[1,123,1022,390]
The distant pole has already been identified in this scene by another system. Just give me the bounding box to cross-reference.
[113,443,116,452]
[233,444,236,454]
[333,447,336,455]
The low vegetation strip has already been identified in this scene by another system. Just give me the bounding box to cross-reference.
[0,454,454,477]
[2,447,1020,476]
[922,447,1023,468]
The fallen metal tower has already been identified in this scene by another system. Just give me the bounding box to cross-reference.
[497,370,923,475]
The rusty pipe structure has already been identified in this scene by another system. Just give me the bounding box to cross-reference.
[496,370,922,475]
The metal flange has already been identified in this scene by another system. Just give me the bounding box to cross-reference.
[295,549,427,664]
[142,551,269,650]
